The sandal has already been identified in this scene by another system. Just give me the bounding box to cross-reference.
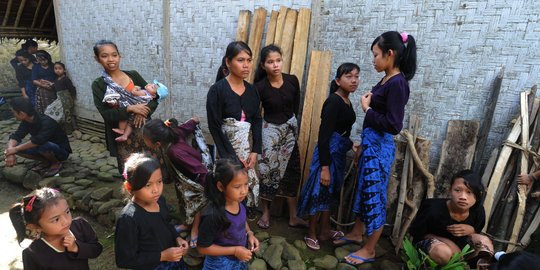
[189,237,198,248]
[31,162,50,172]
[304,236,320,250]
[345,253,375,265]
[333,236,363,246]
[43,163,62,177]
[257,218,270,229]
[330,230,345,241]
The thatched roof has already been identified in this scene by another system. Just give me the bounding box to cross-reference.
[0,0,57,41]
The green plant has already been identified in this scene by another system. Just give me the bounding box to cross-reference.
[402,237,474,270]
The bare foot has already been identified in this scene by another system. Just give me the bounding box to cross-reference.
[288,216,308,228]
[345,248,375,265]
[257,215,270,229]
[115,135,128,142]
[112,128,125,135]
[333,232,363,245]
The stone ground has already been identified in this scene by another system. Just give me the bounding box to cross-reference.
[0,117,403,270]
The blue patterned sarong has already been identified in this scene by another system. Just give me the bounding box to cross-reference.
[353,127,395,236]
[154,260,187,270]
[202,255,247,270]
[297,132,352,217]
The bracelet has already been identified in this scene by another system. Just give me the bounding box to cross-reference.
[246,230,254,236]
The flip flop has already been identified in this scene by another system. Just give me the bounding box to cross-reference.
[288,222,308,229]
[330,230,345,241]
[31,162,50,172]
[333,236,363,246]
[304,236,320,250]
[189,237,198,248]
[42,163,62,177]
[257,219,270,229]
[345,253,375,265]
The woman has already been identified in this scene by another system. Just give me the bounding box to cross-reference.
[339,31,417,266]
[14,50,34,102]
[32,51,56,113]
[253,44,307,229]
[206,41,262,209]
[91,40,159,173]
[296,63,360,250]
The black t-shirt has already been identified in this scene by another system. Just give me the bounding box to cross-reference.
[409,198,485,249]
[9,114,72,154]
[254,73,300,125]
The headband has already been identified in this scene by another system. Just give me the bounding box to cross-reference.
[164,119,171,127]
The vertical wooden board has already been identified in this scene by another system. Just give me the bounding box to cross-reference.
[290,8,311,87]
[235,10,251,43]
[265,10,279,46]
[273,6,289,46]
[301,51,332,184]
[247,7,267,83]
[279,9,297,74]
[434,120,480,198]
[387,139,406,225]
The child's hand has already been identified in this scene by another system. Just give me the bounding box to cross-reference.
[233,246,252,262]
[248,233,259,252]
[320,166,331,186]
[361,92,372,112]
[191,116,200,123]
[176,237,189,251]
[160,247,184,262]
[63,234,79,253]
[446,224,474,237]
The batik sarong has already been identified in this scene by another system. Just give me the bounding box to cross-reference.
[258,116,297,200]
[353,127,395,236]
[101,71,152,107]
[194,124,213,171]
[202,255,247,270]
[35,86,57,114]
[57,90,77,134]
[222,118,259,207]
[296,132,352,217]
[160,147,207,225]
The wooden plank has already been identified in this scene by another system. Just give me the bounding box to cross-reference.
[520,206,540,248]
[273,6,289,46]
[508,91,531,251]
[279,9,297,74]
[246,7,267,84]
[483,116,522,231]
[481,148,499,187]
[235,10,251,43]
[298,51,332,185]
[290,8,311,86]
[473,67,504,172]
[434,120,480,198]
[31,0,43,29]
[265,10,279,46]
[2,0,13,26]
[14,0,27,27]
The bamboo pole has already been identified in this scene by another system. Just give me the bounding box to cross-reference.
[247,7,267,83]
[265,10,279,46]
[235,10,251,43]
[14,0,27,27]
[290,8,311,87]
[279,9,297,74]
[31,0,43,29]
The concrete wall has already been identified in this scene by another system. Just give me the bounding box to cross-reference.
[55,0,540,171]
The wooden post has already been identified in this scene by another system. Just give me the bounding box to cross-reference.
[273,6,289,46]
[279,9,297,74]
[31,0,43,29]
[507,91,531,251]
[298,51,332,185]
[39,0,53,29]
[290,8,311,87]
[265,10,279,46]
[235,10,251,43]
[247,7,267,83]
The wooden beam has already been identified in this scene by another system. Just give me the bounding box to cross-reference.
[39,0,54,29]
[235,10,251,43]
[507,91,531,251]
[265,10,279,46]
[290,8,311,87]
[273,6,288,46]
[31,0,43,29]
[279,9,297,74]
[14,0,27,27]
[247,7,267,83]
[2,0,14,26]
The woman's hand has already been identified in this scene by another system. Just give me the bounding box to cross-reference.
[320,166,331,186]
[352,142,362,168]
[247,231,259,252]
[361,92,372,112]
[233,246,252,262]
[132,114,146,129]
[246,152,258,169]
[127,104,151,117]
[160,247,184,262]
[446,224,475,237]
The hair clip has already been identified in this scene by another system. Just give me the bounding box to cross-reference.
[25,195,37,212]
[124,181,132,192]
[400,32,409,43]
[122,170,128,180]
[164,119,171,127]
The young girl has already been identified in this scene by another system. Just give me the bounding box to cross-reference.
[197,158,260,269]
[9,187,103,269]
[53,62,78,134]
[143,117,210,247]
[410,170,493,265]
[296,63,360,250]
[339,31,417,265]
[32,51,57,114]
[115,153,188,270]
[253,44,306,229]
[206,41,262,209]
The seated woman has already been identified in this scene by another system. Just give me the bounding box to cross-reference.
[409,170,493,265]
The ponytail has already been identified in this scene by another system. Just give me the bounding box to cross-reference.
[329,62,360,95]
[9,203,27,243]
[143,118,180,145]
[371,31,417,81]
[215,56,229,82]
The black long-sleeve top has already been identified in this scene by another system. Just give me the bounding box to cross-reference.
[22,218,103,270]
[9,114,72,154]
[318,93,356,166]
[206,78,262,158]
[115,197,179,270]
[15,64,33,88]
[363,73,410,135]
[254,73,300,125]
[409,198,485,249]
